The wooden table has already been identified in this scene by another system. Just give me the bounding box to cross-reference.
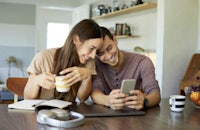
[0,99,199,130]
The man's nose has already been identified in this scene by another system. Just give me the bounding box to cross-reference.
[104,52,112,60]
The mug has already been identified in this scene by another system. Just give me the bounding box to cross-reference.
[169,95,186,112]
[55,76,70,92]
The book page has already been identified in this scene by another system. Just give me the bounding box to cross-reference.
[8,99,46,111]
[8,99,72,111]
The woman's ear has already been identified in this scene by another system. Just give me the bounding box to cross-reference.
[73,34,80,45]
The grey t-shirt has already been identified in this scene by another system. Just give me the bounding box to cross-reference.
[92,51,160,95]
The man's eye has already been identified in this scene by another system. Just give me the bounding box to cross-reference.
[107,45,112,51]
[97,52,104,56]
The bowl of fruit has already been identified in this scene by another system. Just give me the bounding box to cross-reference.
[184,85,200,109]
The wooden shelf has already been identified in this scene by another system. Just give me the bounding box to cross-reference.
[92,3,157,19]
[116,35,140,39]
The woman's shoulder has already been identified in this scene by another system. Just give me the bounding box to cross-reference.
[28,48,57,73]
[32,48,57,64]
[36,48,57,57]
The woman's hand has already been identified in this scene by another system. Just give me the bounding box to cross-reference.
[59,67,91,86]
[108,89,127,110]
[24,73,56,99]
[36,72,56,89]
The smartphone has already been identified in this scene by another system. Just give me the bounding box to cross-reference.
[120,79,136,94]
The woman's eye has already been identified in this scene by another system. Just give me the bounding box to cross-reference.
[90,47,95,51]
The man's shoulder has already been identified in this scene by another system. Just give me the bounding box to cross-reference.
[95,58,108,70]
[122,50,147,59]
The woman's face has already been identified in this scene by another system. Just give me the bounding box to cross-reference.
[74,36,103,64]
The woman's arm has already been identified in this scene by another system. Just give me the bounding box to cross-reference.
[24,74,40,99]
[24,73,56,99]
[77,75,92,102]
[59,67,92,102]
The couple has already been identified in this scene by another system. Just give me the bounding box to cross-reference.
[24,19,160,110]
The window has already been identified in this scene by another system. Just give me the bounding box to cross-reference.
[47,23,69,49]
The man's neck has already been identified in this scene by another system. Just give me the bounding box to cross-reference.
[111,51,124,70]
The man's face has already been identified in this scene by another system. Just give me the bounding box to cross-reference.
[96,35,119,66]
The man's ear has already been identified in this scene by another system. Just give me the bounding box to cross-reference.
[73,34,80,45]
[113,35,118,45]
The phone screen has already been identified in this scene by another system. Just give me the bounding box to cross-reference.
[120,79,136,94]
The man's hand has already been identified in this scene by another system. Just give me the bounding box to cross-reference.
[108,89,127,110]
[124,90,146,110]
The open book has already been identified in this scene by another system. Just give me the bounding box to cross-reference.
[8,99,72,111]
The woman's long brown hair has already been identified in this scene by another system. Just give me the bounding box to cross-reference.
[53,19,102,102]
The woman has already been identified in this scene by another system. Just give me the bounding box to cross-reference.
[24,19,103,102]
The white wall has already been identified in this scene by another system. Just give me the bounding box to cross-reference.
[0,24,35,47]
[157,0,199,97]
[95,7,157,53]
[0,2,36,83]
[199,0,200,50]
[0,2,36,47]
[0,0,200,98]
[35,7,73,51]
[95,0,199,98]
[72,4,90,26]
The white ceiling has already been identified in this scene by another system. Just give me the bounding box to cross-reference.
[0,0,97,10]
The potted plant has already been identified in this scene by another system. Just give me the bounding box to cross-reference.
[6,56,24,77]
[0,79,5,91]
[0,80,3,84]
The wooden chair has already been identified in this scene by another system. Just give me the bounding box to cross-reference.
[6,77,28,103]
[179,53,200,95]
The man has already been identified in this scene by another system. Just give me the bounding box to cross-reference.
[91,27,160,110]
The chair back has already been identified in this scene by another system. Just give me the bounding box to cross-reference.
[6,77,28,103]
[179,53,200,95]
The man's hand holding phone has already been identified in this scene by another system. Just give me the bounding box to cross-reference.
[120,79,136,95]
[108,89,126,110]
[120,79,146,110]
[108,79,145,110]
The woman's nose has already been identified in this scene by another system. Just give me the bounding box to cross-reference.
[89,50,96,59]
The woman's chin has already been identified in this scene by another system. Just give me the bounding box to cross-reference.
[80,58,88,64]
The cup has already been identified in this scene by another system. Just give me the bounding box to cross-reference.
[55,76,70,92]
[169,95,186,112]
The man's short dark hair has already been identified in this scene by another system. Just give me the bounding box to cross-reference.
[100,26,114,40]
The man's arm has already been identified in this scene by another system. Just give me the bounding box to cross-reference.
[91,89,110,107]
[124,90,160,110]
[91,89,127,110]
[145,91,161,107]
